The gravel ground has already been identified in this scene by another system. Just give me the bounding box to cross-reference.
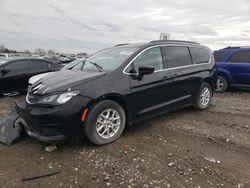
[0,91,249,188]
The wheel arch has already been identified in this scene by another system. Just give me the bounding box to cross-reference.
[217,70,232,86]
[90,93,131,126]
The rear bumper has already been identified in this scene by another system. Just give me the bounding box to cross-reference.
[15,96,91,143]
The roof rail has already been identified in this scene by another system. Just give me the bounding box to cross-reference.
[115,43,130,47]
[223,46,250,49]
[150,40,200,45]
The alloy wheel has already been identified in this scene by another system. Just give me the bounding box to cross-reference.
[200,87,211,106]
[216,78,224,91]
[96,109,121,139]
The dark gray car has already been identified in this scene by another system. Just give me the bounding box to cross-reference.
[0,57,62,94]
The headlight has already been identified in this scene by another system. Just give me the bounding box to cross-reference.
[38,91,80,105]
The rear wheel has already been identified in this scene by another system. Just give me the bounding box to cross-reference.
[84,100,126,145]
[216,76,228,93]
[193,83,212,110]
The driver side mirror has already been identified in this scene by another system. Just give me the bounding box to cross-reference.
[138,66,154,76]
[135,66,154,80]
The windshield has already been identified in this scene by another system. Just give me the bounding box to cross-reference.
[82,47,138,72]
[61,58,85,70]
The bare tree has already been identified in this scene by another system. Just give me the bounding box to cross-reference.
[47,49,56,55]
[23,49,31,54]
[34,48,47,55]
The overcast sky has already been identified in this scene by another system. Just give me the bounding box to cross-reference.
[0,0,250,53]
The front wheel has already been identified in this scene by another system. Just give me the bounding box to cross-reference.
[84,100,126,145]
[193,83,212,110]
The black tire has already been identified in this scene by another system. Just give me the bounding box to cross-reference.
[193,82,212,110]
[84,100,126,145]
[216,76,228,93]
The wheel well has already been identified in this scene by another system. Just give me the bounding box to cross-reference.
[217,72,230,85]
[203,78,214,92]
[96,95,129,125]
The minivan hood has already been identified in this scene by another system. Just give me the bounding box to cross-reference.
[31,70,106,95]
[29,72,54,85]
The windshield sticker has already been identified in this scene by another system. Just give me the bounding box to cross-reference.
[120,51,134,56]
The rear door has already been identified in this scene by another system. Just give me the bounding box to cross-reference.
[226,50,250,85]
[162,46,196,103]
[29,59,49,77]
[126,47,174,119]
[0,60,29,92]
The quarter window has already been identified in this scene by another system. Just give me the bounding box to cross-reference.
[29,60,49,74]
[190,47,210,64]
[130,47,164,73]
[163,47,192,68]
[228,51,250,63]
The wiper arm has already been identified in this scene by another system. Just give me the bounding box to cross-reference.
[89,61,103,72]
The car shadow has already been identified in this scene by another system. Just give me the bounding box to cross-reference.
[228,87,250,93]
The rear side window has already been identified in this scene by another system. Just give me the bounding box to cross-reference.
[190,47,210,64]
[4,60,29,77]
[228,51,250,63]
[213,51,229,62]
[163,46,192,68]
[30,60,49,74]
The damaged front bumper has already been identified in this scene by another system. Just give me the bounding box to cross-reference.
[15,96,91,143]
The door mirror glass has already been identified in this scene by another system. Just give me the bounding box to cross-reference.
[132,65,155,80]
[138,66,154,76]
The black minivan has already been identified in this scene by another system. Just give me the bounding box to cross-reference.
[16,40,217,145]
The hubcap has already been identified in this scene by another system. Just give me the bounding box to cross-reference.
[217,78,224,90]
[200,87,211,106]
[96,109,121,139]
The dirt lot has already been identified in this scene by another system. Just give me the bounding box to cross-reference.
[0,91,249,188]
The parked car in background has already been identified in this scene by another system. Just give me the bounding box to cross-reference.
[0,53,8,59]
[0,58,62,94]
[214,47,250,92]
[16,40,216,145]
[28,58,85,85]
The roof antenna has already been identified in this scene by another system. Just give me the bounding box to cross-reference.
[159,33,170,40]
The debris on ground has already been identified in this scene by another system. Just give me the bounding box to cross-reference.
[45,145,58,152]
[0,109,23,145]
[3,92,20,97]
[204,157,221,164]
[22,170,60,181]
[168,162,175,167]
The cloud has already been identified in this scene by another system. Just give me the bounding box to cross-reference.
[0,0,250,53]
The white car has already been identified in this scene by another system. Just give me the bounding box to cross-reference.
[28,58,85,85]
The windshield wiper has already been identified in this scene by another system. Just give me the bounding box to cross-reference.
[89,61,103,72]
